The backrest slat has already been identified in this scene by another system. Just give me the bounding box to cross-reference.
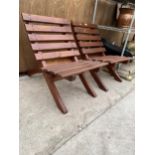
[73,24,105,56]
[35,50,79,60]
[25,24,72,33]
[28,34,74,41]
[77,34,101,41]
[22,13,70,25]
[32,42,77,51]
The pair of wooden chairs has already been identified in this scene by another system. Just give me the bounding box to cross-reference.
[22,13,132,114]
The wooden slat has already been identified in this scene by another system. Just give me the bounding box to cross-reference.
[58,62,107,78]
[43,61,86,71]
[73,23,97,29]
[35,50,80,60]
[76,34,101,41]
[48,61,94,74]
[79,41,103,48]
[82,47,106,54]
[25,24,72,33]
[31,42,77,51]
[74,27,99,34]
[22,13,70,25]
[28,34,74,41]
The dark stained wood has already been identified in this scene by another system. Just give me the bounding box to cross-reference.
[79,73,97,97]
[31,42,77,51]
[76,34,101,41]
[79,41,103,48]
[22,13,110,114]
[90,70,108,92]
[43,72,68,114]
[28,34,74,41]
[35,50,80,60]
[58,61,107,78]
[22,13,70,25]
[82,47,106,54]
[74,27,99,34]
[25,24,72,33]
[73,23,97,29]
[107,64,122,82]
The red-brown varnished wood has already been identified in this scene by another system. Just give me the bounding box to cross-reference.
[25,24,72,33]
[74,27,99,34]
[90,70,108,92]
[22,13,108,114]
[28,34,74,41]
[22,13,70,25]
[79,41,103,48]
[76,34,101,41]
[35,50,80,60]
[79,73,97,97]
[107,64,122,82]
[31,42,77,51]
[82,47,106,54]
[43,72,68,114]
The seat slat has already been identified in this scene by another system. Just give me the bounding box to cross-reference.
[58,62,108,78]
[74,27,99,34]
[35,50,80,60]
[76,34,101,41]
[82,47,106,54]
[22,13,70,25]
[28,34,74,41]
[79,41,103,48]
[43,60,87,71]
[49,62,93,74]
[31,42,77,51]
[25,24,72,33]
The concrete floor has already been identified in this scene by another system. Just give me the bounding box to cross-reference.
[19,71,134,155]
[53,90,135,155]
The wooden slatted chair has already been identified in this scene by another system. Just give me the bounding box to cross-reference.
[71,23,133,82]
[22,13,108,114]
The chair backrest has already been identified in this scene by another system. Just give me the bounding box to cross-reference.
[22,13,80,68]
[72,23,106,58]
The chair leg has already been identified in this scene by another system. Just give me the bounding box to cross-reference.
[90,70,108,92]
[79,73,97,97]
[43,72,68,114]
[107,64,122,82]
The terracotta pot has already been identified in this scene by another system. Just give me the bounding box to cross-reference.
[117,7,134,28]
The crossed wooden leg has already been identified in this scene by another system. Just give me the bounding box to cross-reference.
[79,73,97,97]
[43,72,68,114]
[107,64,122,82]
[90,70,108,92]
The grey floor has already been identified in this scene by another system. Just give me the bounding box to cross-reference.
[19,71,134,155]
[53,90,135,155]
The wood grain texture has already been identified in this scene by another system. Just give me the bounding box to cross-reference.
[20,0,118,72]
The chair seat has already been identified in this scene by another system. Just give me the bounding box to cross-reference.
[91,55,133,64]
[43,60,108,78]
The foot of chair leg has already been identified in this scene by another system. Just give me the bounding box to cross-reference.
[43,72,68,114]
[107,64,122,82]
[90,70,108,92]
[79,73,97,97]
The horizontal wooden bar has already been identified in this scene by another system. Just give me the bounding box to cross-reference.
[74,27,99,34]
[31,42,77,50]
[28,34,74,41]
[25,24,72,33]
[79,41,103,48]
[76,34,101,41]
[35,50,80,60]
[73,23,97,29]
[59,62,108,78]
[82,47,106,54]
[22,13,70,25]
